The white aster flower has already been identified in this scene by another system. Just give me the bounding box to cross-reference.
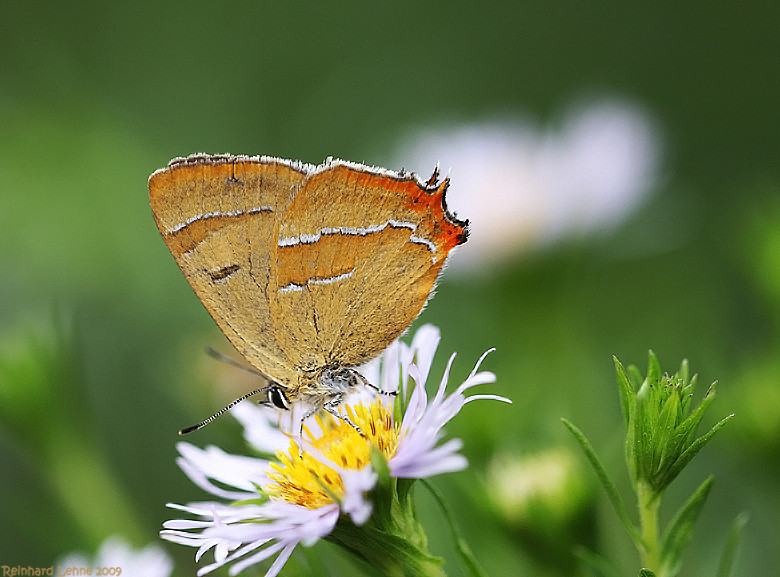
[58,536,173,577]
[394,99,661,272]
[161,324,510,576]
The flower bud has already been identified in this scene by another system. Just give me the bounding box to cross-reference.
[616,351,732,494]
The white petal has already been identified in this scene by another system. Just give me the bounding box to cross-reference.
[262,543,297,577]
[177,442,270,497]
[232,402,291,453]
[409,324,441,385]
[228,541,286,576]
[340,467,378,525]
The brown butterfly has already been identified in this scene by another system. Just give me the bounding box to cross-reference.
[149,154,467,434]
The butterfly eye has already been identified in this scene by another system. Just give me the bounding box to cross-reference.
[268,386,290,410]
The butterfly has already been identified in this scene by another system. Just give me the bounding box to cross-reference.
[148,154,468,434]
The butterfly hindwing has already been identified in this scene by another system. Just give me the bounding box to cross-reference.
[270,162,467,369]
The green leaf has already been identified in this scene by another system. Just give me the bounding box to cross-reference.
[628,365,645,391]
[662,414,734,487]
[716,512,749,577]
[638,569,656,577]
[573,546,622,577]
[625,416,639,487]
[660,413,695,468]
[562,418,644,546]
[677,359,690,388]
[680,370,696,415]
[396,477,417,503]
[634,376,658,485]
[659,476,714,577]
[633,390,654,486]
[369,445,395,528]
[653,389,683,479]
[677,381,719,438]
[646,351,662,388]
[614,356,636,429]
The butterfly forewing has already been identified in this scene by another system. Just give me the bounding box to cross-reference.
[149,156,307,387]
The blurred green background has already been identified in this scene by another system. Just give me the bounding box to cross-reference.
[1,2,778,576]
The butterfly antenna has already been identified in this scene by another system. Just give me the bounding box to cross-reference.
[179,387,270,435]
[205,346,268,378]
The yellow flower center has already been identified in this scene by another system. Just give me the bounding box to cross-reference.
[264,398,401,509]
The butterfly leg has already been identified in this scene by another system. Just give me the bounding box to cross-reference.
[323,395,365,437]
[297,407,316,438]
[292,410,309,459]
[354,371,398,398]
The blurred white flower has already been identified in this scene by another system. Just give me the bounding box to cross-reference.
[58,536,173,577]
[487,448,589,524]
[395,99,661,272]
[161,324,509,576]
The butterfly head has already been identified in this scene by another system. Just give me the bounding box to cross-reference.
[264,385,291,410]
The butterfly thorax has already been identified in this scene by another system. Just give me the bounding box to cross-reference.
[286,366,365,409]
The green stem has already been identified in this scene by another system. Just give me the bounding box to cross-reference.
[328,518,446,577]
[637,481,661,574]
[421,480,489,577]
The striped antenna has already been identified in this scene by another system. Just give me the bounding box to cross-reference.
[179,386,270,435]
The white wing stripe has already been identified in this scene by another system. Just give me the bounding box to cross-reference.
[278,219,436,253]
[278,268,356,293]
[168,206,273,234]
